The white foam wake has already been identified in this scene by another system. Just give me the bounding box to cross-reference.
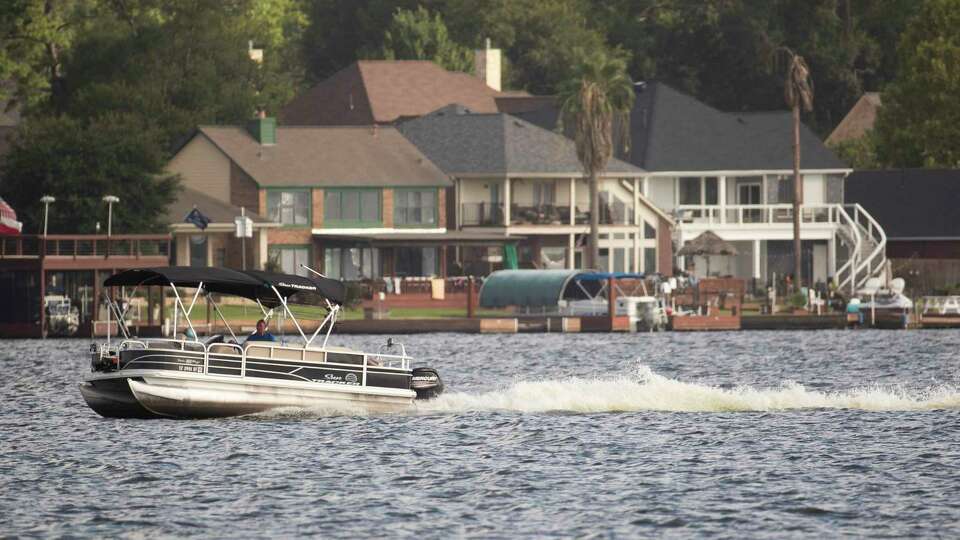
[417,365,960,414]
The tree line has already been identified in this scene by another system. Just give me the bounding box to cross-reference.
[0,0,953,233]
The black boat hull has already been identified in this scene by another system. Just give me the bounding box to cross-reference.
[79,378,160,419]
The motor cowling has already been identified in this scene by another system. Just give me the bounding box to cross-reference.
[411,367,444,400]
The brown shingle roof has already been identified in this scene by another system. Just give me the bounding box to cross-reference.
[196,125,451,188]
[280,60,516,125]
[826,92,881,145]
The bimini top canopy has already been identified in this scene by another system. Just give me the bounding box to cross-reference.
[478,269,645,308]
[103,267,346,307]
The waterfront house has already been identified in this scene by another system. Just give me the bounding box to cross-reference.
[166,117,500,279]
[397,104,674,275]
[519,82,886,291]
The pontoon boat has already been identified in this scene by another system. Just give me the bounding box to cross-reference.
[79,266,444,419]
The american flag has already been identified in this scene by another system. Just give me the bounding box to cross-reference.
[0,196,23,235]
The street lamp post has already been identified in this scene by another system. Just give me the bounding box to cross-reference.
[102,195,119,236]
[40,195,55,236]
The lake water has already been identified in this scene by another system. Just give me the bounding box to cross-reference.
[2,330,959,538]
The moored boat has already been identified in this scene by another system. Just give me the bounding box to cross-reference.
[80,266,443,419]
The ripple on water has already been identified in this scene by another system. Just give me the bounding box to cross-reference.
[1,331,960,537]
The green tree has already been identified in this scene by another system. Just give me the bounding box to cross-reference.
[558,50,634,269]
[375,6,472,72]
[1,113,179,234]
[874,0,960,167]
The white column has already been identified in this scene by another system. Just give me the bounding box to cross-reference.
[206,234,213,266]
[718,175,727,224]
[503,177,511,228]
[455,178,461,229]
[753,239,762,279]
[258,229,268,270]
[568,233,575,269]
[828,236,837,281]
[569,177,576,225]
[633,178,640,273]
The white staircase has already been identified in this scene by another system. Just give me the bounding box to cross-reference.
[834,204,888,296]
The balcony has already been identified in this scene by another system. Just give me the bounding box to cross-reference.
[461,202,634,227]
[0,234,171,265]
[676,204,838,226]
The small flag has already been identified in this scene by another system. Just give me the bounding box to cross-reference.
[0,197,23,236]
[185,207,210,230]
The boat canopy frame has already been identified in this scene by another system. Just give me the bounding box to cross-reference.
[101,265,345,348]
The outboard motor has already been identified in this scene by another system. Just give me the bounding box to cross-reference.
[411,367,444,400]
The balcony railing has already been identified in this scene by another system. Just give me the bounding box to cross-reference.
[0,234,171,260]
[462,202,635,227]
[675,204,839,226]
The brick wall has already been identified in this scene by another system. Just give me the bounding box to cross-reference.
[438,187,447,228]
[258,189,267,217]
[267,228,312,245]
[658,215,674,275]
[312,188,323,228]
[382,188,394,228]
[230,162,259,211]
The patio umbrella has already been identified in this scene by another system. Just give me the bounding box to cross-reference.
[677,231,738,276]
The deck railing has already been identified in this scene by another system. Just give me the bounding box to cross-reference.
[0,234,171,260]
[114,338,411,387]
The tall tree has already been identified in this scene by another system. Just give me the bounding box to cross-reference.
[782,48,814,289]
[558,50,634,270]
[375,6,472,72]
[1,113,179,234]
[874,0,960,168]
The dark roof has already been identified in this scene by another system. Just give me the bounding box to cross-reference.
[397,105,643,176]
[104,267,346,306]
[165,187,271,225]
[845,169,960,239]
[195,126,450,188]
[517,81,848,172]
[280,61,517,125]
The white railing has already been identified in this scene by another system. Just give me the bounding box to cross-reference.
[844,204,887,290]
[110,338,412,387]
[833,205,862,295]
[675,203,842,226]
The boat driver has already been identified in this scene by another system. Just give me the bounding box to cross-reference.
[246,319,277,343]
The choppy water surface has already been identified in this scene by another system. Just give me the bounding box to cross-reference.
[2,330,960,538]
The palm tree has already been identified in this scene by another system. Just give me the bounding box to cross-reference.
[558,51,635,270]
[782,48,814,291]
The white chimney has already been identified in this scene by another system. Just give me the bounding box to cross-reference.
[475,38,501,91]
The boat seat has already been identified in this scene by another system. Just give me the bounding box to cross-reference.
[209,344,240,355]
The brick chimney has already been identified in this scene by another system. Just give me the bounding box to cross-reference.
[475,38,501,91]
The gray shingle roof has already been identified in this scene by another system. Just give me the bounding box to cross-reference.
[517,82,849,173]
[397,105,643,176]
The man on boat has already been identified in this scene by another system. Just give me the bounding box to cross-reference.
[246,319,277,343]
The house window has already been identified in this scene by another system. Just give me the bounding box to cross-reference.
[395,247,438,277]
[705,177,718,205]
[324,247,379,280]
[325,189,381,226]
[644,221,657,240]
[395,189,437,226]
[679,177,701,205]
[533,181,556,206]
[269,246,310,276]
[189,236,207,267]
[266,190,310,226]
[644,248,657,273]
[776,175,793,203]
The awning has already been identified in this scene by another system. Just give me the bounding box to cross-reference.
[103,267,346,306]
[478,269,580,308]
[478,269,645,308]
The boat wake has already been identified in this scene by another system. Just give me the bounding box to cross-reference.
[417,365,960,414]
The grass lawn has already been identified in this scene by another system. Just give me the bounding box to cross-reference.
[164,304,510,323]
